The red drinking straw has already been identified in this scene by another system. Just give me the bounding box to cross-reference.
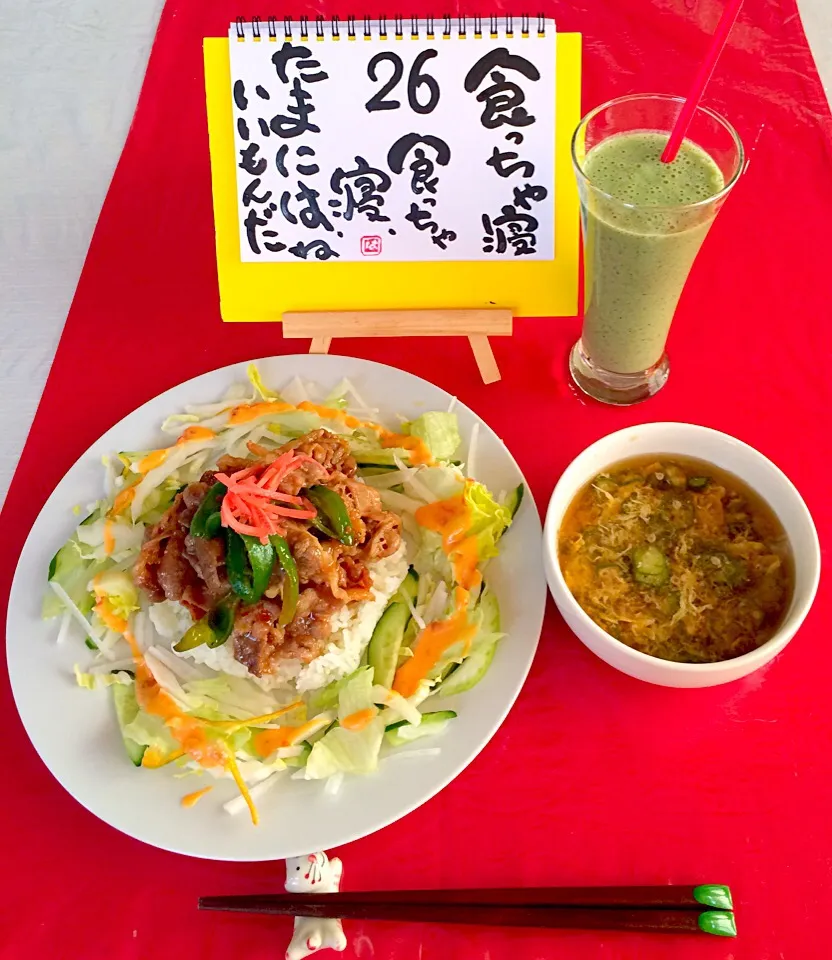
[661,0,745,162]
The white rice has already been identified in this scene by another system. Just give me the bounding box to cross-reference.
[176,544,409,694]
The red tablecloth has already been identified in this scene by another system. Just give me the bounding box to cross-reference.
[2,1,830,957]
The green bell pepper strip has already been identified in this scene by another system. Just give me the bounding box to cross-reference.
[270,535,299,626]
[226,529,276,604]
[306,486,354,545]
[173,596,240,652]
[206,596,240,647]
[174,620,215,652]
[203,511,222,538]
[190,482,226,538]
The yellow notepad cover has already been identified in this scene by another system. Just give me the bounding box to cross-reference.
[204,33,582,320]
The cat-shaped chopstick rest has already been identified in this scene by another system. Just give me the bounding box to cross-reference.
[284,851,348,960]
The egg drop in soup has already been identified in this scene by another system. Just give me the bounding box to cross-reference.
[558,456,794,663]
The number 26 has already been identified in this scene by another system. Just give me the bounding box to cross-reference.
[365,49,440,114]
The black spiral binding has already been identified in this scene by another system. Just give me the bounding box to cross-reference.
[236,14,548,41]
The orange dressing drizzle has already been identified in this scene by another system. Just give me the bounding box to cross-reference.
[451,535,482,591]
[142,746,185,769]
[94,598,127,633]
[415,485,481,588]
[393,587,477,698]
[181,785,213,808]
[137,449,168,474]
[380,432,432,465]
[228,400,294,425]
[176,426,215,444]
[252,718,324,758]
[124,631,227,770]
[102,519,116,556]
[109,485,136,516]
[137,426,216,474]
[228,399,436,465]
[341,707,379,732]
[297,401,363,429]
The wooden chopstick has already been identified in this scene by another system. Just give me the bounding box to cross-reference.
[198,887,737,936]
[200,885,731,910]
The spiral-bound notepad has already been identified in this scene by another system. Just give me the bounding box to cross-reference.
[229,16,555,263]
[204,18,581,318]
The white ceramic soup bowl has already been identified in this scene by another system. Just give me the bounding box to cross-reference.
[543,423,820,688]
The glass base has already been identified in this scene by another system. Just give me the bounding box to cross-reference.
[569,340,670,406]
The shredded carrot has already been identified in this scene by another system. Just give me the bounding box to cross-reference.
[226,752,259,825]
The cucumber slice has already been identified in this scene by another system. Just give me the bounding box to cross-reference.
[395,569,419,605]
[503,483,525,519]
[357,465,397,477]
[385,710,457,746]
[368,605,409,688]
[112,683,146,767]
[438,641,498,697]
[352,448,412,466]
[367,570,418,687]
[477,586,501,633]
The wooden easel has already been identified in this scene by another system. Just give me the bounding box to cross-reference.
[282,310,513,384]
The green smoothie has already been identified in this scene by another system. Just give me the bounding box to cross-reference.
[581,132,725,374]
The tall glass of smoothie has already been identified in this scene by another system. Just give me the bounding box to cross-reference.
[570,94,744,405]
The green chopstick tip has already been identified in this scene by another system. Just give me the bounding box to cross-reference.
[698,910,737,938]
[693,884,733,910]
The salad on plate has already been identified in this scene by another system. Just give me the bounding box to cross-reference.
[43,366,522,823]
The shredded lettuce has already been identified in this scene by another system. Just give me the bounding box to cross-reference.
[75,517,144,562]
[402,412,461,461]
[303,717,386,779]
[130,441,215,521]
[92,570,139,622]
[181,675,296,723]
[247,363,281,400]
[266,410,339,437]
[160,413,200,434]
[121,710,179,754]
[464,482,513,562]
[308,667,362,714]
[43,535,107,619]
[74,666,134,690]
[337,666,375,724]
[410,464,465,502]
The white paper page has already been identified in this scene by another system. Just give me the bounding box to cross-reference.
[227,18,556,263]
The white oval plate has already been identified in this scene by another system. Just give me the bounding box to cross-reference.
[7,355,545,861]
